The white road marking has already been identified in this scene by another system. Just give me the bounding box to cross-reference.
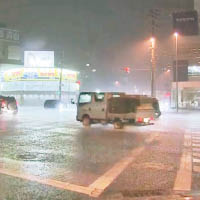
[192,143,200,147]
[89,134,157,197]
[0,133,157,198]
[174,134,192,192]
[0,168,93,196]
[185,135,192,147]
[193,148,200,152]
[89,146,145,197]
[193,153,200,158]
[192,138,200,141]
[193,166,200,173]
[193,158,200,163]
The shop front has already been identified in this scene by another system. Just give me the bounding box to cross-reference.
[0,67,79,106]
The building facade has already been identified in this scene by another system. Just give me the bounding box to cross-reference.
[0,27,79,106]
[171,33,200,109]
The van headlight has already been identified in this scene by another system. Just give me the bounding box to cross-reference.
[58,104,64,112]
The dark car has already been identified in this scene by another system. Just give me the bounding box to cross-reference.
[44,100,65,110]
[152,98,161,118]
[0,95,18,114]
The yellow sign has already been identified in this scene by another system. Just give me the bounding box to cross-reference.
[3,68,78,82]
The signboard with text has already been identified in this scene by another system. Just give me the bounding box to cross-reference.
[3,68,77,82]
[188,66,200,76]
[173,10,199,36]
[24,51,54,68]
[0,28,20,41]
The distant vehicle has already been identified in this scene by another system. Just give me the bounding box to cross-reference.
[152,98,161,118]
[76,92,155,129]
[0,95,18,114]
[44,100,65,110]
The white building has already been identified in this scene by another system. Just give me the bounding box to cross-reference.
[0,27,80,106]
[171,3,200,109]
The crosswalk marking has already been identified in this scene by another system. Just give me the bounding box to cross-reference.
[192,143,200,147]
[174,134,192,191]
[192,136,200,140]
[193,148,200,152]
[193,166,200,173]
[193,158,200,163]
[193,152,200,158]
[192,134,200,175]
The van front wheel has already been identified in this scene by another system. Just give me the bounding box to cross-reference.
[82,116,91,127]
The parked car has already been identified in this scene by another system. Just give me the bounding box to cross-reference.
[0,95,18,114]
[44,100,65,110]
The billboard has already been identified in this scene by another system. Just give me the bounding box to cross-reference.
[24,51,54,68]
[173,60,189,82]
[173,10,199,36]
[188,66,200,76]
[3,68,77,82]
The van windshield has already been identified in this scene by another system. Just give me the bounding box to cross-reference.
[79,93,92,104]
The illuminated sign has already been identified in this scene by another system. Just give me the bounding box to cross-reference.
[188,66,200,76]
[3,68,77,82]
[173,10,199,36]
[24,51,54,68]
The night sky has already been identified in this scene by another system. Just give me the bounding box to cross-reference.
[0,0,194,92]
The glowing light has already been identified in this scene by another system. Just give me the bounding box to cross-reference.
[174,32,179,38]
[150,37,155,48]
[92,69,96,72]
[115,81,120,85]
[96,89,100,93]
[150,37,155,43]
[124,67,131,73]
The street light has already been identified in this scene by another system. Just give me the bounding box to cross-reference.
[150,37,156,97]
[174,32,179,112]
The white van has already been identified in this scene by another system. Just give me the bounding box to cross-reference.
[76,92,155,129]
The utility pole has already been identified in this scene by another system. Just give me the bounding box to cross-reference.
[174,32,179,112]
[59,51,64,101]
[149,9,160,97]
[150,38,156,97]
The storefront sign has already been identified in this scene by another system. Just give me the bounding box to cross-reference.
[188,66,200,76]
[3,68,77,82]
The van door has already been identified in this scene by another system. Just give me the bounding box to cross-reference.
[77,92,93,121]
[89,93,107,120]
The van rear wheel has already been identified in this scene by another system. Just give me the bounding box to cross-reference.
[114,120,123,129]
[82,116,91,127]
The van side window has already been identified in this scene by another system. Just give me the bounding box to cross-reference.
[95,93,105,102]
[79,93,92,104]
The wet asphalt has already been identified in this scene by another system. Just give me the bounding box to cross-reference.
[0,107,200,200]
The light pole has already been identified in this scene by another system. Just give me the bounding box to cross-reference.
[59,51,64,101]
[150,37,156,97]
[174,32,179,112]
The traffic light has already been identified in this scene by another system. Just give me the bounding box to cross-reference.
[76,80,81,85]
[124,67,131,73]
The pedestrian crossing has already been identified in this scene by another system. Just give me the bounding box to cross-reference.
[192,134,200,173]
